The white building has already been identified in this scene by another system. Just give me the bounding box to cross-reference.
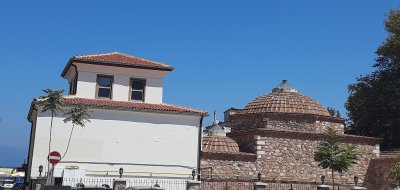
[26,52,207,188]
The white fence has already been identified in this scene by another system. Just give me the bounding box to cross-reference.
[62,177,187,190]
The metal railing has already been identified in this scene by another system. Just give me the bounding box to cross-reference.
[62,177,187,190]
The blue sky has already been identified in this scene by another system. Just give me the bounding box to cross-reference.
[0,1,398,167]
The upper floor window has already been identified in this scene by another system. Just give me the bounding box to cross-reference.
[130,78,146,102]
[69,74,77,95]
[96,75,113,99]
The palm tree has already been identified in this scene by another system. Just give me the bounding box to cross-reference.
[61,105,91,159]
[36,89,64,174]
[314,128,358,189]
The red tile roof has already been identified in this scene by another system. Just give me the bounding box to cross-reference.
[239,92,331,117]
[58,97,207,116]
[202,136,240,153]
[61,52,173,76]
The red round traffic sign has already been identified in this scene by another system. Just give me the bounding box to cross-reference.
[48,151,61,165]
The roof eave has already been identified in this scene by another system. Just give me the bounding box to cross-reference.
[61,58,174,77]
[60,57,75,77]
[27,99,38,124]
[62,102,208,117]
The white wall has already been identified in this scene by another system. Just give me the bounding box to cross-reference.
[29,108,201,179]
[67,63,168,104]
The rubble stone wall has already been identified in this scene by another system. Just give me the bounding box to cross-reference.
[230,114,344,134]
[201,135,379,185]
[254,135,379,183]
[201,159,258,180]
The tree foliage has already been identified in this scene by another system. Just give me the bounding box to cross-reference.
[36,89,64,115]
[327,107,341,118]
[346,9,400,149]
[63,105,91,128]
[35,88,64,176]
[314,128,358,188]
[62,105,91,159]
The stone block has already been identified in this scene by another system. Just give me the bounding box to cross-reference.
[351,186,367,190]
[256,151,265,155]
[256,140,265,145]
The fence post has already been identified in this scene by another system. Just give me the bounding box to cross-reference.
[186,180,201,190]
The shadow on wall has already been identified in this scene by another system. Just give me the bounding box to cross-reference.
[365,158,396,189]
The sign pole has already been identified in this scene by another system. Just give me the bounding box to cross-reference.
[46,151,61,186]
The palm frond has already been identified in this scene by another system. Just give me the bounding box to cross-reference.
[63,105,91,127]
[36,89,65,115]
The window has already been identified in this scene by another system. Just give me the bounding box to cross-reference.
[69,74,77,95]
[130,78,146,101]
[96,75,113,99]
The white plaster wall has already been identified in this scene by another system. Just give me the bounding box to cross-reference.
[72,63,167,103]
[29,108,201,179]
[76,71,97,99]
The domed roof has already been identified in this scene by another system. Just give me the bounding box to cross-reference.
[202,136,240,153]
[239,80,330,117]
[203,115,240,153]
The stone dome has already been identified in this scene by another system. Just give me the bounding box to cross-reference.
[239,80,330,117]
[203,119,240,153]
[202,136,240,153]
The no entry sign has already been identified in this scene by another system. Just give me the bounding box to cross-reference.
[48,151,61,165]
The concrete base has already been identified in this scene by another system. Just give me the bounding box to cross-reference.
[43,186,71,190]
[253,182,267,190]
[186,180,201,190]
[317,185,332,190]
[113,180,126,190]
[31,177,47,190]
[351,186,367,190]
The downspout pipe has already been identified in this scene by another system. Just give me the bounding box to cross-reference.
[197,116,204,181]
[70,62,78,95]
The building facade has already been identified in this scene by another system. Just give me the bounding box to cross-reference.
[201,80,381,188]
[26,52,207,188]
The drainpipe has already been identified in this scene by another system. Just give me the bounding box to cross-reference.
[70,63,78,95]
[197,115,204,181]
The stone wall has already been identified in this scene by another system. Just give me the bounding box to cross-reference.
[201,159,258,180]
[254,135,379,184]
[203,131,380,185]
[230,113,344,134]
[364,158,396,190]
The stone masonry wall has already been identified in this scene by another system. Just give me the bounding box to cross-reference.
[364,158,396,190]
[230,115,344,134]
[201,159,258,180]
[254,135,379,184]
[201,134,379,185]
